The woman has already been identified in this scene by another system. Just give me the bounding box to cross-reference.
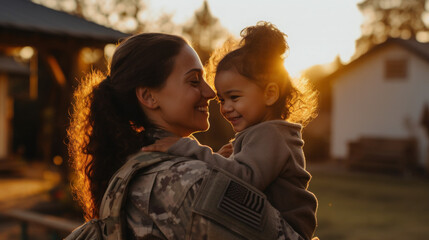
[68,33,303,239]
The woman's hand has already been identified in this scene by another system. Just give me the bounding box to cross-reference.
[217,143,233,157]
[141,136,181,152]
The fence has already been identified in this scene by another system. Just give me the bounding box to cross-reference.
[1,209,81,240]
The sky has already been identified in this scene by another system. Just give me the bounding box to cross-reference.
[148,0,364,77]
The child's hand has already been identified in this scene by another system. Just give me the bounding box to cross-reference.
[141,136,181,152]
[217,143,233,157]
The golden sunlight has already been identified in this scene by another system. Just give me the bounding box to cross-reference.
[80,47,104,64]
[104,43,117,62]
[149,0,363,76]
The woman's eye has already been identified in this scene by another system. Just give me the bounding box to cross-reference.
[189,78,200,86]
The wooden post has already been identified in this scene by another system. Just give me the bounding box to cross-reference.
[0,74,8,160]
[20,221,28,240]
[29,50,38,99]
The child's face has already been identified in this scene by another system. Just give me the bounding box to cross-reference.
[215,70,274,132]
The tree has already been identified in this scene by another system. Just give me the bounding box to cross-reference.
[355,0,429,57]
[182,0,228,64]
[32,0,176,34]
[182,1,233,150]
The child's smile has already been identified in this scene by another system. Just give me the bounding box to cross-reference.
[215,69,275,132]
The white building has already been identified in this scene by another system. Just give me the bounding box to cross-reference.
[330,38,429,170]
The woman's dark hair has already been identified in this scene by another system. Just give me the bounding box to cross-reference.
[67,33,187,220]
[206,21,318,125]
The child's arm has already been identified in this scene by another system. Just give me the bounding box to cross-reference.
[142,123,297,191]
[142,136,261,187]
[142,137,232,157]
[217,142,233,157]
[169,123,295,191]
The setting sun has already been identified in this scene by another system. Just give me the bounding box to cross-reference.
[148,0,364,77]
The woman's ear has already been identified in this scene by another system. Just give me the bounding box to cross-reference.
[264,82,280,106]
[136,87,158,109]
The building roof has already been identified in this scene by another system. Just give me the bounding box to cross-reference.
[394,38,429,62]
[0,0,128,43]
[0,56,29,75]
[326,38,429,81]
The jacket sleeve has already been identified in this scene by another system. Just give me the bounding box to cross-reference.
[167,124,293,191]
[167,137,257,186]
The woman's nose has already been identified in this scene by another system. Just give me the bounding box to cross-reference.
[201,81,216,99]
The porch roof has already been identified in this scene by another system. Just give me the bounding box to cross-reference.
[0,0,128,44]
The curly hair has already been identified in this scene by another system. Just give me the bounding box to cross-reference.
[206,21,318,126]
[67,33,187,220]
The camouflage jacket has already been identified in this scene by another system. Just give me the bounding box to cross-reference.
[124,154,304,240]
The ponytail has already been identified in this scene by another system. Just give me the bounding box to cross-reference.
[68,72,153,220]
[68,33,186,220]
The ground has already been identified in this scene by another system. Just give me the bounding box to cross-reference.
[309,162,429,240]
[0,161,428,239]
[0,161,81,239]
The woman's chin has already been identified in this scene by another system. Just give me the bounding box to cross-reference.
[193,121,210,134]
[199,124,210,132]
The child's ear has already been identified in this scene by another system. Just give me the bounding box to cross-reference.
[264,82,280,106]
[136,87,158,109]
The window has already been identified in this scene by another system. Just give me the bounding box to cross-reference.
[384,59,408,80]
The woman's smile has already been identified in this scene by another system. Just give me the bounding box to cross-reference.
[196,105,209,113]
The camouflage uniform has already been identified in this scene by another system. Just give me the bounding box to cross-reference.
[65,128,306,240]
[124,156,304,239]
[99,129,304,239]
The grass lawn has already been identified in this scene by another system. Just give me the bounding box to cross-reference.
[308,168,429,240]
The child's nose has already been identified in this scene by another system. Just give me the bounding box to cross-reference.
[221,101,233,113]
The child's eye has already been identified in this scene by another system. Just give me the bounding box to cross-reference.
[230,95,240,101]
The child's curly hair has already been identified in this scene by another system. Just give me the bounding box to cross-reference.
[205,21,318,126]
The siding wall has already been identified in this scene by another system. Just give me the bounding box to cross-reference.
[331,43,429,165]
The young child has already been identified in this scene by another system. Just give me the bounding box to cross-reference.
[143,21,318,240]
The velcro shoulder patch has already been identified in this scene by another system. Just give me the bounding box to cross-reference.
[191,167,279,240]
[218,180,265,228]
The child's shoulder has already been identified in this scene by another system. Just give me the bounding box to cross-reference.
[237,120,302,139]
[250,120,301,131]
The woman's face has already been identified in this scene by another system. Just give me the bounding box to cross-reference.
[151,44,215,137]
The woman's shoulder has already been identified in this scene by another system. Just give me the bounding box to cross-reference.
[167,158,212,182]
[129,158,210,195]
[126,158,210,238]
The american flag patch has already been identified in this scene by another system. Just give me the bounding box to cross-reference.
[218,180,265,228]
